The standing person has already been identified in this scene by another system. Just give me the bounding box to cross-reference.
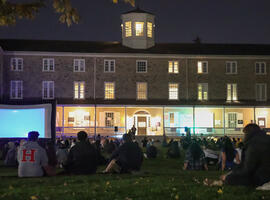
[131,125,137,135]
[17,131,51,177]
[64,131,98,174]
[222,123,270,186]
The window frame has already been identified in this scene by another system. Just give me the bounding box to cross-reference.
[73,81,85,99]
[10,58,23,71]
[135,21,144,36]
[125,21,132,37]
[168,83,179,100]
[10,80,23,99]
[168,61,179,74]
[197,61,208,74]
[255,62,267,75]
[256,83,267,101]
[226,61,238,74]
[147,22,153,38]
[136,60,148,73]
[73,59,85,72]
[198,83,208,101]
[42,58,55,72]
[136,82,148,100]
[104,82,115,100]
[226,83,238,101]
[42,81,55,99]
[104,59,116,73]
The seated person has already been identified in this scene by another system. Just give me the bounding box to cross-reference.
[4,142,17,167]
[103,134,143,173]
[167,140,180,158]
[146,144,157,159]
[17,131,52,177]
[183,141,208,170]
[221,137,240,171]
[64,131,98,174]
[222,124,270,186]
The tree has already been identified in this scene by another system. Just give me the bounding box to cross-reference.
[0,0,135,26]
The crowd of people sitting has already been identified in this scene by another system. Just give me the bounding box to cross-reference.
[0,123,270,187]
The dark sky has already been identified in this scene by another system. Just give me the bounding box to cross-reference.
[1,0,270,44]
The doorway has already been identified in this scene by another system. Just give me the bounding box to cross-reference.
[137,116,147,135]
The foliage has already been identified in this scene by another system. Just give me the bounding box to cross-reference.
[0,0,135,26]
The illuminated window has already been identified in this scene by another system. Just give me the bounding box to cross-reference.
[135,22,144,36]
[105,82,115,99]
[197,61,208,74]
[198,83,208,100]
[136,60,147,73]
[255,62,266,74]
[137,82,147,100]
[43,58,54,71]
[169,83,178,100]
[74,81,85,99]
[256,83,267,101]
[227,84,237,101]
[10,58,23,71]
[226,61,237,74]
[74,59,85,72]
[43,81,54,99]
[125,21,132,37]
[104,60,115,72]
[105,112,114,127]
[147,22,152,38]
[168,61,179,73]
[10,80,23,99]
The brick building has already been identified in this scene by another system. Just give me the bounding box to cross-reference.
[1,8,270,137]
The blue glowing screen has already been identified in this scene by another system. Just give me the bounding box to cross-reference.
[0,108,45,138]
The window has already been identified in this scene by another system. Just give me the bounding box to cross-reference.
[226,61,237,74]
[169,83,178,100]
[105,112,114,127]
[42,81,54,99]
[10,80,23,99]
[228,113,237,128]
[255,62,266,74]
[104,60,115,72]
[43,58,54,71]
[125,21,132,37]
[135,22,144,36]
[137,82,147,100]
[168,61,179,73]
[74,81,85,99]
[147,22,152,38]
[10,58,23,71]
[256,83,267,101]
[198,83,208,100]
[136,60,147,73]
[105,82,115,99]
[74,59,85,72]
[227,84,237,101]
[197,61,208,74]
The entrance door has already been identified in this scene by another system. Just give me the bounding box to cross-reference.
[258,117,266,128]
[137,116,147,135]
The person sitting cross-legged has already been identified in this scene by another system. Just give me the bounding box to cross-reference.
[183,140,208,171]
[17,131,52,177]
[103,134,143,173]
[64,131,98,174]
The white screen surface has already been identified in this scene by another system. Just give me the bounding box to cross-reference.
[0,104,52,138]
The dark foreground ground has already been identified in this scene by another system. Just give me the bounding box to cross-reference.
[0,148,270,200]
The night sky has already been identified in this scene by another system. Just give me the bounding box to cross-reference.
[0,0,270,44]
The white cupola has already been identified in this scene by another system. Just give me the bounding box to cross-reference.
[121,8,155,49]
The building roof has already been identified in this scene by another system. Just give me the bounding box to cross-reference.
[1,39,270,56]
[122,7,154,15]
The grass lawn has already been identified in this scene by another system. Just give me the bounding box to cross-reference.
[0,147,269,200]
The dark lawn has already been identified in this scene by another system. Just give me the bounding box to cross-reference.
[0,147,269,200]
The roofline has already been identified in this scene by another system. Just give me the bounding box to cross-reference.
[3,50,270,59]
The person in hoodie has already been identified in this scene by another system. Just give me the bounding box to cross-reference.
[221,123,270,186]
[17,131,51,177]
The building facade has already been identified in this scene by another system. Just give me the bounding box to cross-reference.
[1,8,270,137]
